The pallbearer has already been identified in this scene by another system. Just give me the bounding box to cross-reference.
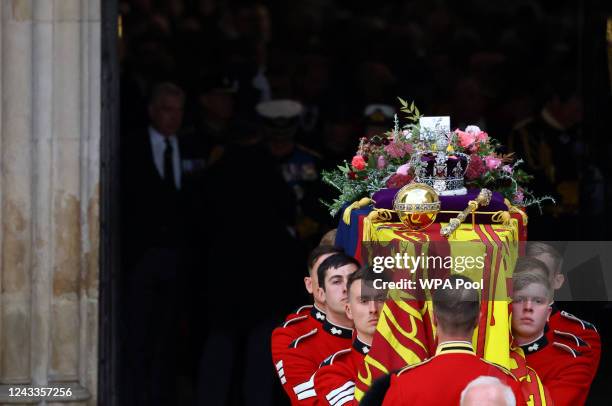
[314,267,386,405]
[363,275,523,405]
[277,254,359,404]
[511,270,594,406]
[271,245,342,399]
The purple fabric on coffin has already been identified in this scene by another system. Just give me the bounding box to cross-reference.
[371,187,509,224]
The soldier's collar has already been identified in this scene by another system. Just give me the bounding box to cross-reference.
[353,336,371,356]
[436,341,474,356]
[311,305,326,323]
[322,319,353,339]
[520,334,548,355]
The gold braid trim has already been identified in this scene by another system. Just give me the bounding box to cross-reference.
[342,197,372,225]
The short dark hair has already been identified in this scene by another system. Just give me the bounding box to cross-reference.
[346,266,367,296]
[512,269,552,300]
[149,82,185,106]
[432,275,480,335]
[525,242,563,275]
[307,245,343,276]
[317,253,360,290]
[514,257,550,279]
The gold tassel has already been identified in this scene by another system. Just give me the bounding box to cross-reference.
[491,211,512,225]
[362,209,394,241]
[342,197,372,225]
[503,198,528,226]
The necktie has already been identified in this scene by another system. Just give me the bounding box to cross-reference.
[164,138,175,190]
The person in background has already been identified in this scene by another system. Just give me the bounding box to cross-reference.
[258,99,326,246]
[121,82,189,405]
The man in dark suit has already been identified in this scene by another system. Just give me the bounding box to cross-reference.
[121,82,189,405]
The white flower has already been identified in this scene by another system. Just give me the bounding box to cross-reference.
[465,125,481,134]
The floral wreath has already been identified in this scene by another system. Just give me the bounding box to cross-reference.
[321,98,554,216]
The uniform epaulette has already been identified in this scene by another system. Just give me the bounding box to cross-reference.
[289,328,318,349]
[296,144,323,159]
[281,315,308,328]
[480,359,517,380]
[319,348,351,368]
[554,330,589,347]
[293,304,313,314]
[560,311,598,332]
[553,342,582,358]
[396,358,431,376]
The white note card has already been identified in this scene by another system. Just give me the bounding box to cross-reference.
[419,116,450,137]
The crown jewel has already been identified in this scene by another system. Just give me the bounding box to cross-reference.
[411,121,470,195]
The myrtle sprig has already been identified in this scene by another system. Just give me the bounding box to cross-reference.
[398,97,421,123]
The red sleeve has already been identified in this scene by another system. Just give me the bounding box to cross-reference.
[544,358,593,406]
[315,365,357,406]
[282,346,320,405]
[580,329,601,380]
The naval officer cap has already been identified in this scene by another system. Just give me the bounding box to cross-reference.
[256,99,304,139]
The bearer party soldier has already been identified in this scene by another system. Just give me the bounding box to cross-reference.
[524,243,601,378]
[272,245,343,389]
[362,275,523,405]
[313,267,386,406]
[511,269,595,405]
[278,253,360,404]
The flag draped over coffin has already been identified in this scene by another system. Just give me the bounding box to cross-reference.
[352,220,549,405]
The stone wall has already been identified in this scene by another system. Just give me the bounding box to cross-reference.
[0,0,100,404]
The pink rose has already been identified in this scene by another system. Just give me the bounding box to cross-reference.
[455,129,477,148]
[396,163,411,176]
[484,155,502,170]
[460,125,489,149]
[351,155,366,171]
[475,131,489,143]
[377,155,387,169]
[386,173,413,189]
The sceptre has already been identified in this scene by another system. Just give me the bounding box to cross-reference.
[440,189,492,238]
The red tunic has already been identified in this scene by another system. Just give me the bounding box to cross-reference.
[278,319,353,405]
[271,306,327,403]
[314,338,370,406]
[285,304,320,321]
[382,341,524,406]
[546,306,600,379]
[522,334,594,406]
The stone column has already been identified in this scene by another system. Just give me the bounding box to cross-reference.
[0,0,100,404]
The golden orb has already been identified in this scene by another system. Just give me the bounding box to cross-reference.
[393,183,441,231]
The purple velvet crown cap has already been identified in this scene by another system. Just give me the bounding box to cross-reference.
[372,187,509,224]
